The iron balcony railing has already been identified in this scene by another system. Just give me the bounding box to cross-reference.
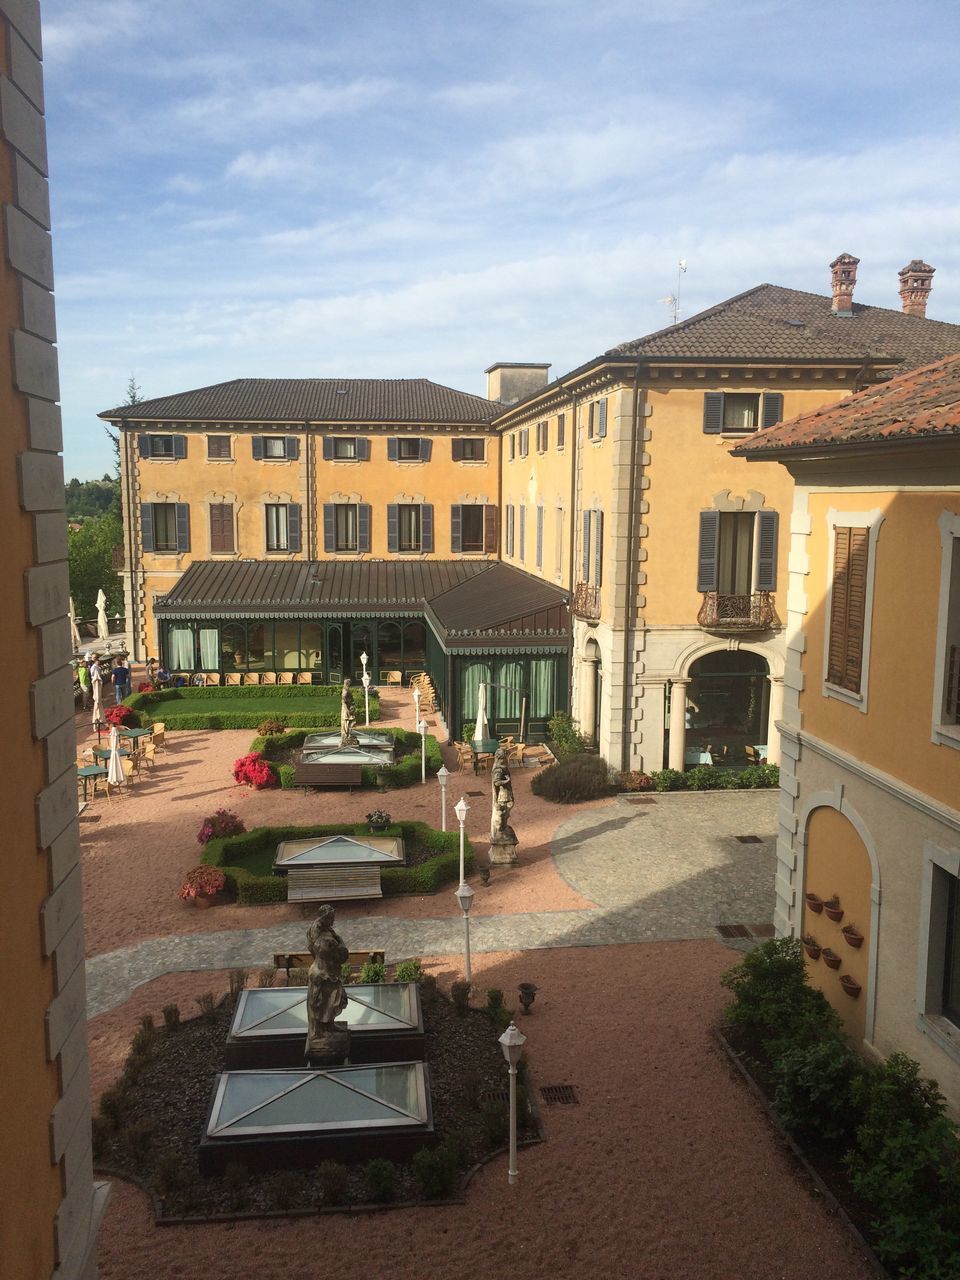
[697,591,779,631]
[572,582,601,621]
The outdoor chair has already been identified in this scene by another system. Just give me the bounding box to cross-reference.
[296,672,313,685]
[261,671,277,685]
[204,673,222,686]
[224,673,242,686]
[243,673,260,685]
[136,741,155,771]
[453,742,472,773]
[277,672,294,685]
[151,722,165,752]
[744,745,759,766]
[383,670,403,685]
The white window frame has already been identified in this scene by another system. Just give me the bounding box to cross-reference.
[397,503,422,553]
[821,507,884,714]
[206,435,232,461]
[396,438,422,462]
[265,504,290,553]
[334,503,358,552]
[460,505,484,553]
[263,436,287,460]
[917,838,960,1066]
[460,439,485,462]
[332,437,358,461]
[931,510,960,750]
[149,434,176,459]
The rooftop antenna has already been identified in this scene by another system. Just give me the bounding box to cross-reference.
[659,259,687,326]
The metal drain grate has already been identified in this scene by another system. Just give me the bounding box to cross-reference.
[466,790,484,797]
[735,835,763,844]
[480,1087,509,1106]
[540,1084,579,1105]
[716,923,751,939]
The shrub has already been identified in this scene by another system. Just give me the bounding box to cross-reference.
[618,770,654,792]
[364,1157,398,1203]
[413,1143,459,1199]
[359,961,387,984]
[486,988,505,1011]
[91,1115,112,1162]
[480,1099,510,1146]
[737,764,780,789]
[228,969,248,1002]
[129,1025,156,1058]
[720,936,841,1054]
[450,979,471,1015]
[156,1150,189,1197]
[123,1118,156,1162]
[178,864,226,901]
[531,754,611,803]
[223,1161,249,1209]
[847,1054,960,1277]
[270,1169,301,1210]
[197,809,246,846]
[104,704,140,728]
[317,1160,350,1206]
[161,1003,180,1031]
[770,1034,863,1141]
[366,808,392,827]
[548,711,587,759]
[684,765,726,791]
[650,768,687,792]
[256,717,288,736]
[420,973,438,1005]
[257,967,277,988]
[394,959,424,983]
[98,1085,127,1125]
[195,991,217,1021]
[232,751,279,789]
[341,961,354,982]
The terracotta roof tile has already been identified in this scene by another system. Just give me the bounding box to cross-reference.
[733,352,960,457]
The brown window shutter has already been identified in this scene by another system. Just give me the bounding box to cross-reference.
[483,505,499,553]
[209,503,234,554]
[828,526,868,693]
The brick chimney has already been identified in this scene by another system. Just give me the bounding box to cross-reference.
[898,259,935,318]
[829,252,860,316]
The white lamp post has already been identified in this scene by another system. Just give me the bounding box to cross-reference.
[437,764,450,831]
[454,795,469,883]
[361,671,371,727]
[499,1021,527,1185]
[418,717,428,784]
[454,880,474,985]
[412,683,421,726]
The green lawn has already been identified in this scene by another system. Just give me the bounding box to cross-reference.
[127,686,379,730]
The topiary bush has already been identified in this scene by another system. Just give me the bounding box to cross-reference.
[364,1157,398,1203]
[413,1143,459,1199]
[531,753,611,803]
[547,711,587,759]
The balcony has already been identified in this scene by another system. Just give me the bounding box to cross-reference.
[697,591,779,632]
[572,582,601,621]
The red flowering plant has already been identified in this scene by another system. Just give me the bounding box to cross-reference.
[137,681,154,693]
[178,865,226,901]
[197,809,246,846]
[105,704,140,728]
[232,752,278,789]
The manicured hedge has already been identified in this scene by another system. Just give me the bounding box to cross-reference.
[201,821,473,902]
[649,764,780,792]
[127,684,377,731]
[252,727,442,790]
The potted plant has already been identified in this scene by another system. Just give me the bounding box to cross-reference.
[821,946,841,970]
[823,895,844,923]
[805,892,824,914]
[196,809,246,846]
[839,974,862,998]
[801,933,821,960]
[841,922,864,949]
[178,865,226,908]
[366,808,392,832]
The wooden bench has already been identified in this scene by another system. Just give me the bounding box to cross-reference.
[272,949,385,975]
[292,763,363,789]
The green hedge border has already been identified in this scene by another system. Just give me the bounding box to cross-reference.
[251,727,442,790]
[201,821,474,902]
[126,685,378,731]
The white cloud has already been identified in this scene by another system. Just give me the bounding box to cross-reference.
[177,76,397,139]
[224,145,328,185]
[434,81,522,110]
[42,1,143,62]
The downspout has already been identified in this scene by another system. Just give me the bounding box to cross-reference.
[123,423,141,658]
[304,419,314,559]
[567,383,579,590]
[619,361,645,773]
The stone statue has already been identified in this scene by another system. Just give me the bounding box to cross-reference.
[305,904,351,1066]
[488,747,519,865]
[339,677,359,748]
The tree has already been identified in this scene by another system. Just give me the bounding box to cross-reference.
[101,374,143,483]
[68,512,123,617]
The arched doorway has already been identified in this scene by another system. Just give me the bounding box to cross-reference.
[686,650,769,765]
[582,638,602,746]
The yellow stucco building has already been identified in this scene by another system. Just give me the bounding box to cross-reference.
[738,351,960,1109]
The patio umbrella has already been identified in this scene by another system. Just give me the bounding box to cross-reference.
[91,681,103,728]
[474,680,488,742]
[96,589,110,641]
[107,726,124,788]
[68,596,81,652]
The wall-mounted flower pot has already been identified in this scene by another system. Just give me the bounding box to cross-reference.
[839,974,862,998]
[802,935,821,960]
[823,897,844,923]
[841,925,864,949]
[805,893,824,914]
[822,947,841,970]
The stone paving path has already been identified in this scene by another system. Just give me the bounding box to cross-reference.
[85,789,778,1017]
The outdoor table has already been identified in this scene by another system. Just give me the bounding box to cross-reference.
[470,738,501,775]
[684,750,712,766]
[92,746,130,763]
[77,764,107,800]
[118,727,153,742]
[753,745,769,763]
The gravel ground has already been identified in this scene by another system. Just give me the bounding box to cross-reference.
[91,944,875,1280]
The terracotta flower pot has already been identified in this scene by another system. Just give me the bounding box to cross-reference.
[840,974,862,998]
[805,893,824,913]
[842,926,864,949]
[822,947,841,970]
[193,892,214,909]
[824,905,844,923]
[802,941,821,961]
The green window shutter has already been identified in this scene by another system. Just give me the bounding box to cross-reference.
[598,400,607,438]
[287,504,301,553]
[357,437,370,460]
[322,437,334,460]
[387,504,399,553]
[506,505,514,556]
[452,439,463,461]
[421,504,434,553]
[703,393,723,434]
[762,393,784,429]
[252,436,264,460]
[557,414,565,448]
[593,509,603,586]
[755,511,779,591]
[451,505,462,553]
[173,435,187,459]
[697,510,720,591]
[175,503,191,552]
[420,439,432,462]
[285,437,300,460]
[323,504,335,552]
[387,439,398,461]
[141,503,154,551]
[582,510,592,581]
[358,504,371,552]
[519,505,525,561]
[536,506,543,567]
[137,433,150,457]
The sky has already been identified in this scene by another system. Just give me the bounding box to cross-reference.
[42,0,960,480]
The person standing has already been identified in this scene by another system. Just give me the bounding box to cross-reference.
[111,655,130,704]
[77,659,91,710]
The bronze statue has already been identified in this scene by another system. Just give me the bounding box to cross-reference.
[339,677,359,748]
[305,905,351,1065]
[488,747,519,864]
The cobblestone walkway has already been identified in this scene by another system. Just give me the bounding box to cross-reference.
[85,789,778,1017]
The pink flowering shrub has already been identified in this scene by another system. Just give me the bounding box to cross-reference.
[105,704,140,728]
[232,752,278,790]
[178,865,226,901]
[137,681,154,693]
[197,809,246,846]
